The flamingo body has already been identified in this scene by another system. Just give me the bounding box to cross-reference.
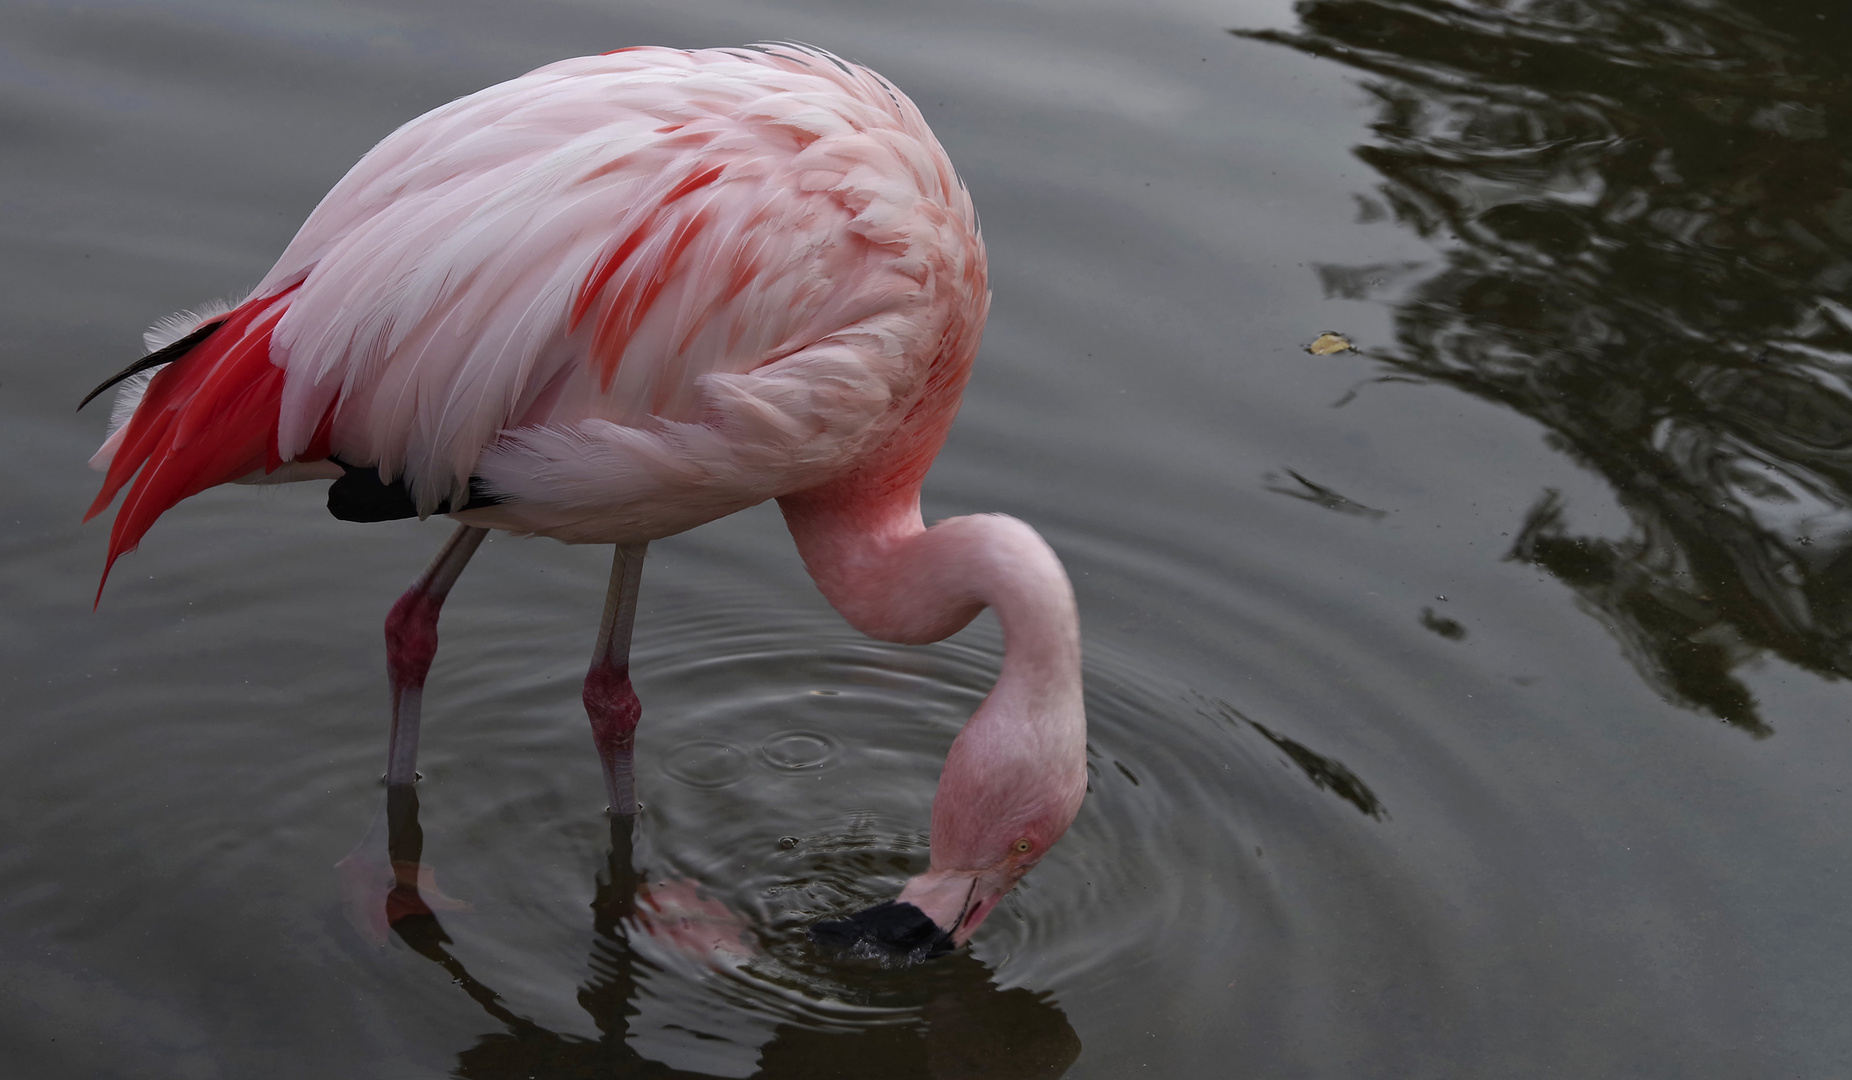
[84,44,1083,959]
[92,44,985,561]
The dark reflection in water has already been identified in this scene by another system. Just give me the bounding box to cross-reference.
[1241,0,1852,734]
[1250,721,1387,821]
[1200,698,1386,819]
[373,790,1080,1079]
[1263,468,1390,519]
[1418,605,1467,641]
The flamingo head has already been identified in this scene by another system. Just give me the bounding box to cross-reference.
[811,687,1087,962]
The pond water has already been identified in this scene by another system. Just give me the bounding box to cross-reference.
[5,0,1851,1076]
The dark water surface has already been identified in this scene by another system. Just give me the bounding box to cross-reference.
[5,0,1851,1075]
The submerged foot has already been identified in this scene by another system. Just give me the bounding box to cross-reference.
[336,784,470,943]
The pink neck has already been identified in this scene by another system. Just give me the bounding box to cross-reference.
[778,488,1081,692]
[779,485,1086,870]
[777,485,1081,889]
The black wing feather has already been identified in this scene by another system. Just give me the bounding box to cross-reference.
[76,319,226,412]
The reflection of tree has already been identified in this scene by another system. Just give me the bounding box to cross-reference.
[373,790,1081,1079]
[1239,0,1852,734]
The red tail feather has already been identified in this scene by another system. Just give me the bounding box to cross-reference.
[87,286,303,603]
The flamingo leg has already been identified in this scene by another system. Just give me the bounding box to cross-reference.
[383,523,489,785]
[585,542,648,814]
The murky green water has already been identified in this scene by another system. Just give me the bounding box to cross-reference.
[5,0,1851,1076]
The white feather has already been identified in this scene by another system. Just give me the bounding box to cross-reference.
[107,370,154,438]
[141,298,236,352]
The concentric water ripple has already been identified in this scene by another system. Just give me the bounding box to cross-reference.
[759,730,838,771]
[403,586,1350,1075]
[662,740,751,790]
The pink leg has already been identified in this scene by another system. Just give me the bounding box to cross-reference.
[383,524,488,786]
[585,543,648,814]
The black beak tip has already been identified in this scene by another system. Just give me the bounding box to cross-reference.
[809,900,955,963]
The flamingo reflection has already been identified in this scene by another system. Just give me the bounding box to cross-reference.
[363,790,1082,1079]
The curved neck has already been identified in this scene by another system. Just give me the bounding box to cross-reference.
[777,489,1082,705]
[774,489,1081,726]
[781,484,1088,883]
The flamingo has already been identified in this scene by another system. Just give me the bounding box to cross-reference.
[79,44,1086,959]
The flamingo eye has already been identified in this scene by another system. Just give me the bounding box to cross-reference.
[1013,838,1033,854]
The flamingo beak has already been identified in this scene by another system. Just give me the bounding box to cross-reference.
[808,867,1012,963]
[808,899,956,961]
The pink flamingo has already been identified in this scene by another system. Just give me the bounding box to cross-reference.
[80,45,1086,958]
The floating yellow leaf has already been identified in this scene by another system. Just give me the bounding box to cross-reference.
[1304,331,1356,355]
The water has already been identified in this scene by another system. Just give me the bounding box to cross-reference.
[4,0,1851,1075]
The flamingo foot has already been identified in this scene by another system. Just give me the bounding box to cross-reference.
[336,784,470,944]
